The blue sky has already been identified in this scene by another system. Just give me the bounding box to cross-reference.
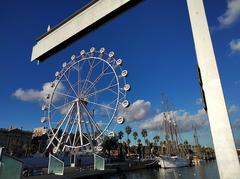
[1,0,240,147]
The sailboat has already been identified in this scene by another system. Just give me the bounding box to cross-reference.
[157,95,190,168]
[192,125,202,165]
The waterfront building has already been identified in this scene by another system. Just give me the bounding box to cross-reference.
[33,127,48,137]
[0,127,32,154]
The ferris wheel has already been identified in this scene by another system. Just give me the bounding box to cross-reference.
[40,47,130,154]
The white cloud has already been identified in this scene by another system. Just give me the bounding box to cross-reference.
[122,100,152,122]
[228,104,240,114]
[13,88,43,102]
[139,109,208,133]
[230,39,240,53]
[233,118,240,128]
[13,81,64,103]
[196,98,203,105]
[217,0,240,28]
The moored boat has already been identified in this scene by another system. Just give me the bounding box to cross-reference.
[158,155,190,168]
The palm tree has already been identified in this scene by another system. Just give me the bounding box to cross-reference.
[141,129,148,145]
[118,131,124,143]
[133,131,138,145]
[145,139,149,146]
[126,139,131,146]
[153,135,160,146]
[125,126,132,140]
[137,139,141,146]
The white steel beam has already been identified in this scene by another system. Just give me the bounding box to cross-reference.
[186,0,240,178]
[31,0,141,62]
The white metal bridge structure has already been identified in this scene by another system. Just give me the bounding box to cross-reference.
[31,0,240,178]
[41,47,130,153]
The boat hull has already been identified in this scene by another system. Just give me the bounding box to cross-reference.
[158,155,190,168]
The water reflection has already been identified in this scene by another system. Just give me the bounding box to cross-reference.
[107,161,219,179]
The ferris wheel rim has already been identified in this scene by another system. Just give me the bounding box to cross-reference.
[47,54,123,149]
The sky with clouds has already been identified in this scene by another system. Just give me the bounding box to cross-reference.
[1,0,240,147]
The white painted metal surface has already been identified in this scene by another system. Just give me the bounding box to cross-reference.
[186,0,240,178]
[31,0,133,61]
[158,155,190,168]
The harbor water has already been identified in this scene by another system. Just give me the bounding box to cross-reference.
[106,161,219,179]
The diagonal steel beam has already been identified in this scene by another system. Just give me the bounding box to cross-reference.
[31,0,142,62]
[186,0,240,178]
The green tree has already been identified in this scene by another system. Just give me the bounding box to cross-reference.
[125,126,132,140]
[141,129,148,145]
[133,131,138,145]
[145,139,149,146]
[126,139,131,146]
[137,139,141,146]
[102,136,118,157]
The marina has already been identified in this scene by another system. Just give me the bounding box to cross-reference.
[20,160,219,179]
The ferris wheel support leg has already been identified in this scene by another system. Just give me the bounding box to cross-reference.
[77,101,84,146]
[46,103,75,150]
[186,0,240,178]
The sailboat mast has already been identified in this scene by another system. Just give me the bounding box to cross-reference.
[171,104,179,154]
[161,95,168,141]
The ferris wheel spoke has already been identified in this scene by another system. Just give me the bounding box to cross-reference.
[119,90,125,96]
[103,71,115,76]
[64,73,78,97]
[80,102,102,134]
[47,103,75,149]
[84,83,118,98]
[77,101,84,146]
[81,58,95,95]
[108,75,117,87]
[83,65,111,95]
[64,108,78,146]
[85,100,115,111]
[108,88,118,95]
[54,91,76,99]
[77,62,81,96]
[65,120,76,147]
[108,97,118,106]
[92,60,102,68]
[56,104,75,149]
[72,121,79,147]
[104,105,111,119]
[51,100,75,112]
[83,117,94,148]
